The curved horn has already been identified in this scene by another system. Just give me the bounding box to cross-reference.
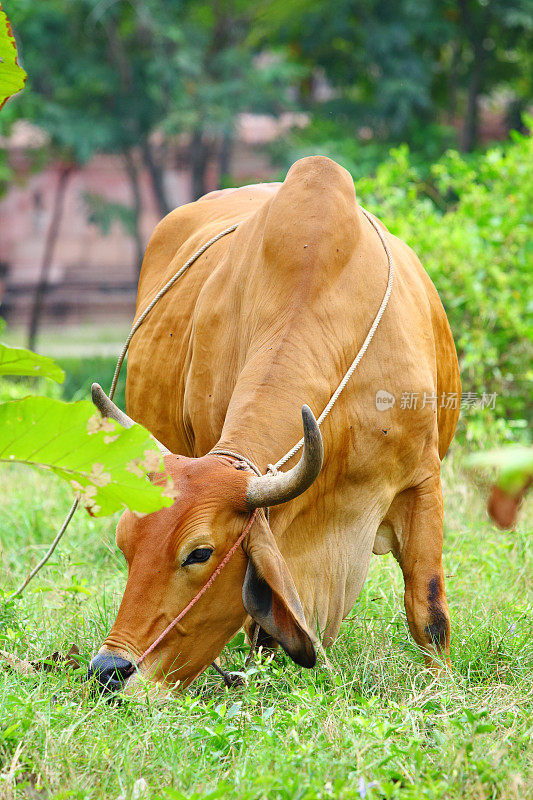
[246,405,323,509]
[91,383,170,456]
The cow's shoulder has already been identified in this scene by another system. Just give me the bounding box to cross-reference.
[145,183,279,264]
[137,183,279,305]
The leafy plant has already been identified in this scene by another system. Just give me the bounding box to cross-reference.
[0,340,171,516]
[467,446,533,495]
[0,396,173,517]
[0,341,65,382]
[466,444,532,529]
[0,3,26,110]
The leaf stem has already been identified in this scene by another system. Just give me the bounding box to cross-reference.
[7,499,79,600]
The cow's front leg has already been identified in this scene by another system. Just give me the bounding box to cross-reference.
[383,476,451,669]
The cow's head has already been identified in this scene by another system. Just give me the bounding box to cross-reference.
[87,385,323,695]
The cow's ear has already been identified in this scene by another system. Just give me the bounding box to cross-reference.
[242,511,316,668]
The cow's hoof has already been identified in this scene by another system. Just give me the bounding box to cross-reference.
[222,672,245,688]
[211,661,245,688]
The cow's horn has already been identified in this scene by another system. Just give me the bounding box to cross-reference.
[91,383,170,456]
[246,405,323,509]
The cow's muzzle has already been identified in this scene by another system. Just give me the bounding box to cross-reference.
[86,651,135,693]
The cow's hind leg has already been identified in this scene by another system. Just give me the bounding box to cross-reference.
[378,476,451,669]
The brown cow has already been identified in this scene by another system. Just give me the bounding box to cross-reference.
[87,156,460,694]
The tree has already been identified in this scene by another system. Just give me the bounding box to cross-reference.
[443,0,532,151]
[253,0,532,151]
[252,0,449,139]
[6,0,301,348]
[130,0,302,199]
[8,0,137,347]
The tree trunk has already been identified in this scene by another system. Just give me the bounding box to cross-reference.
[457,0,488,153]
[190,129,209,200]
[218,131,233,187]
[446,40,461,124]
[28,165,73,351]
[460,54,483,152]
[141,140,171,218]
[123,151,144,277]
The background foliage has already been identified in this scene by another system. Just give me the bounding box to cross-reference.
[355,129,532,443]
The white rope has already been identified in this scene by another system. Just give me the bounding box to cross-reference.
[269,207,394,472]
[209,449,262,477]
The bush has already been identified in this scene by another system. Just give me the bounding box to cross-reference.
[353,130,532,445]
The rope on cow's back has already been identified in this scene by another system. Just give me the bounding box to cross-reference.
[109,223,241,401]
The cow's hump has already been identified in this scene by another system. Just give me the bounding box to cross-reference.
[262,156,361,281]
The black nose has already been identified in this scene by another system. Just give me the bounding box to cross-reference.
[86,652,135,693]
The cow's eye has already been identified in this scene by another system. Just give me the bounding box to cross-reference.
[183,547,213,566]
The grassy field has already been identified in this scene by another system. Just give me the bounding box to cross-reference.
[0,448,531,800]
[1,324,131,357]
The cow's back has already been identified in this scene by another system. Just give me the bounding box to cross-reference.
[126,184,279,451]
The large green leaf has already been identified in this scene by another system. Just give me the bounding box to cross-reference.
[0,5,27,110]
[0,397,174,516]
[0,342,65,382]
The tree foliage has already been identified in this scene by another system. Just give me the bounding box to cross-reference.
[254,0,532,150]
[8,0,300,199]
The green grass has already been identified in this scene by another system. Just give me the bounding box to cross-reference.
[1,323,131,354]
[0,449,531,800]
